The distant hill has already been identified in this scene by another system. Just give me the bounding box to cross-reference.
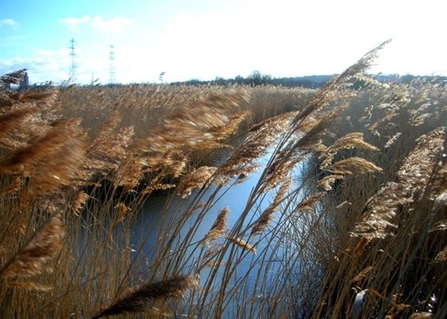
[170,73,447,88]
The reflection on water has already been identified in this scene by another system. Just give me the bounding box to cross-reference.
[130,155,270,263]
[128,150,306,316]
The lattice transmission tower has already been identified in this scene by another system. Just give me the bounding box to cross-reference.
[109,44,115,85]
[68,38,77,84]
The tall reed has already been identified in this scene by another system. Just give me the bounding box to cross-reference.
[0,39,445,318]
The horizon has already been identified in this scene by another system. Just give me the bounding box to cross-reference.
[1,0,446,85]
[5,70,443,89]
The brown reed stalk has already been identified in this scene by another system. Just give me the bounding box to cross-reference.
[251,179,291,235]
[434,245,447,263]
[143,89,249,154]
[227,237,257,254]
[319,132,379,169]
[114,202,130,224]
[24,140,85,200]
[329,157,383,175]
[176,166,219,198]
[313,126,446,317]
[71,191,89,216]
[0,118,83,173]
[91,275,198,319]
[0,107,38,138]
[383,132,402,149]
[0,215,65,280]
[352,128,445,240]
[85,115,133,176]
[291,39,391,129]
[202,206,229,244]
[295,192,325,213]
[216,111,296,180]
[6,280,53,291]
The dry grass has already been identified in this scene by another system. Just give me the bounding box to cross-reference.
[1,40,446,318]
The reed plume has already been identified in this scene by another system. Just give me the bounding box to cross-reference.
[434,245,447,263]
[319,132,379,169]
[295,192,325,213]
[114,202,130,224]
[23,135,85,201]
[92,275,198,318]
[217,111,295,180]
[143,89,249,153]
[352,265,374,283]
[1,40,444,317]
[71,190,89,215]
[329,157,382,175]
[5,280,53,291]
[228,237,257,254]
[0,119,81,173]
[251,179,291,235]
[202,206,229,244]
[352,128,445,240]
[84,112,133,176]
[0,107,38,139]
[291,39,391,129]
[384,132,402,149]
[176,166,220,198]
[0,216,65,280]
[409,312,433,319]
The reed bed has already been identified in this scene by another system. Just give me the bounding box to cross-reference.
[0,40,446,318]
[309,76,447,318]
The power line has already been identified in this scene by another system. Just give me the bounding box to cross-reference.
[109,44,115,85]
[69,38,77,84]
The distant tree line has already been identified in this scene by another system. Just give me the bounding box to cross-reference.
[3,69,445,90]
[170,71,447,89]
[170,71,334,88]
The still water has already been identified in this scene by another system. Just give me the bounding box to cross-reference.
[127,149,306,316]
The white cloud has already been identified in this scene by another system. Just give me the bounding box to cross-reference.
[59,15,133,33]
[90,16,133,33]
[59,15,91,31]
[1,47,71,84]
[16,0,443,84]
[1,19,20,29]
[149,0,447,79]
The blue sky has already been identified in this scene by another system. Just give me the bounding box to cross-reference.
[1,0,446,84]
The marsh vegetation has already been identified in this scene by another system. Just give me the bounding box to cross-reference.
[0,42,446,318]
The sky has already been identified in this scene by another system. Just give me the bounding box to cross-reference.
[1,0,446,85]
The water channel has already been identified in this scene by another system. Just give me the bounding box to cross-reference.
[126,146,309,317]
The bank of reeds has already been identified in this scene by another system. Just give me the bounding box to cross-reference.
[309,75,447,318]
[0,40,446,318]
